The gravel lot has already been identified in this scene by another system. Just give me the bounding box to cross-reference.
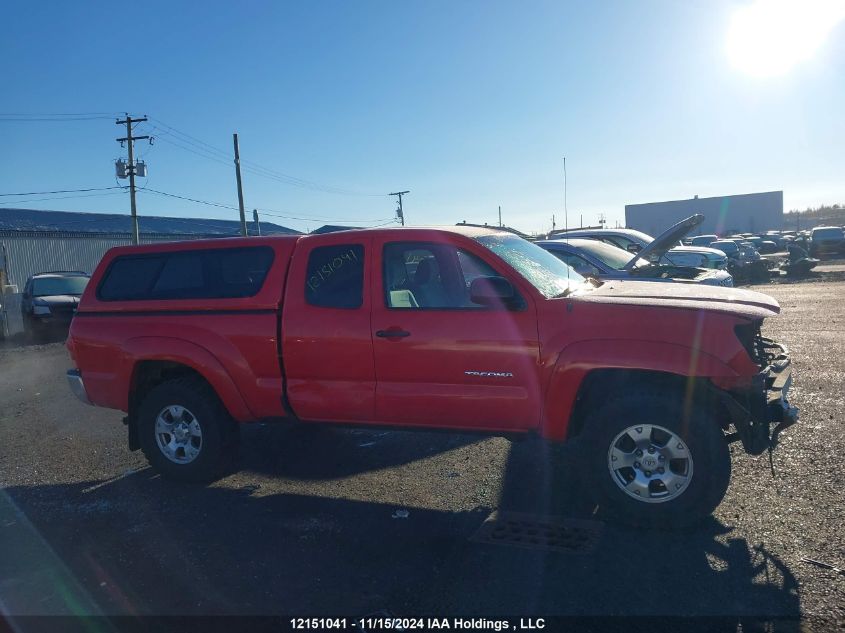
[1,266,844,628]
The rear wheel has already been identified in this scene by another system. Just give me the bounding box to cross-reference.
[138,376,237,482]
[579,392,730,529]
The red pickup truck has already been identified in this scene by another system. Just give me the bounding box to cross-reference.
[66,226,797,527]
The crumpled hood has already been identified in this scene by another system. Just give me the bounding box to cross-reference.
[573,279,779,320]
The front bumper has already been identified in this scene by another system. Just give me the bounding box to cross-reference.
[67,369,92,405]
[722,339,799,455]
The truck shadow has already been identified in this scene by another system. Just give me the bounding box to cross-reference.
[1,438,801,626]
[234,423,484,479]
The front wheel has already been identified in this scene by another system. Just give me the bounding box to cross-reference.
[138,376,238,482]
[579,393,731,529]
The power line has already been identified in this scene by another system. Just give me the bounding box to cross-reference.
[149,118,230,157]
[371,219,401,227]
[150,126,361,195]
[138,187,240,211]
[0,111,124,116]
[0,190,127,206]
[0,115,118,121]
[147,117,386,197]
[257,208,395,223]
[139,186,395,226]
[151,132,235,168]
[0,186,125,197]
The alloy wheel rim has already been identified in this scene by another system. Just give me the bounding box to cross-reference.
[155,405,202,464]
[607,424,693,504]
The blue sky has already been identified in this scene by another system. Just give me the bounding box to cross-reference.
[1,0,843,234]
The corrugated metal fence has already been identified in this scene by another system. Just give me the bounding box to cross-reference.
[0,230,227,289]
[0,230,233,337]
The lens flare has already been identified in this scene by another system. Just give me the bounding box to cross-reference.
[726,0,845,77]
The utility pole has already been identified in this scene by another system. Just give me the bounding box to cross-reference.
[116,114,150,245]
[253,209,261,236]
[390,190,409,226]
[552,214,556,231]
[233,134,247,236]
[498,205,502,227]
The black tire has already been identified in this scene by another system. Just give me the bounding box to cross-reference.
[579,392,730,529]
[138,376,238,482]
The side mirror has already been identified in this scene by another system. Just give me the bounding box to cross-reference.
[470,276,522,309]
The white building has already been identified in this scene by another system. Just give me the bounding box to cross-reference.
[625,191,783,236]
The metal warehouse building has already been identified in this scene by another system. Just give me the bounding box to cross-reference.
[625,191,783,237]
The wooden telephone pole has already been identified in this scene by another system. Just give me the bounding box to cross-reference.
[390,190,409,226]
[233,134,247,236]
[116,115,150,245]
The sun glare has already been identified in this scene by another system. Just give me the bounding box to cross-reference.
[726,0,845,77]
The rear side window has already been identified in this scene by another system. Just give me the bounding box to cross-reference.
[305,244,365,309]
[97,247,274,301]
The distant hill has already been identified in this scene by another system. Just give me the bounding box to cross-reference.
[0,207,299,236]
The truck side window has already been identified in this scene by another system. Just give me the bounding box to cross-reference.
[384,242,503,309]
[97,247,274,301]
[305,244,365,309]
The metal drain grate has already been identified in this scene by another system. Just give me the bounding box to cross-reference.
[471,511,603,553]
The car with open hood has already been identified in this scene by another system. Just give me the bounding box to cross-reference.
[537,231,733,287]
[549,219,729,271]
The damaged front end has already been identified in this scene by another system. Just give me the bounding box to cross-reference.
[718,322,799,455]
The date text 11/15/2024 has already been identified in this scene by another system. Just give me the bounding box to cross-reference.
[290,617,546,631]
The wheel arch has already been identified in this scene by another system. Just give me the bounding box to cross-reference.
[541,339,738,441]
[564,368,728,441]
[122,337,253,422]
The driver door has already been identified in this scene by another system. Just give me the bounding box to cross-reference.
[371,237,542,431]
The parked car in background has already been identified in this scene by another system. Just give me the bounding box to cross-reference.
[742,236,765,250]
[690,234,719,247]
[809,226,845,259]
[765,232,788,250]
[538,234,733,287]
[21,271,90,340]
[710,240,769,282]
[755,239,779,254]
[552,220,728,270]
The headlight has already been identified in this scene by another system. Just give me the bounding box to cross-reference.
[722,276,734,287]
[32,305,51,315]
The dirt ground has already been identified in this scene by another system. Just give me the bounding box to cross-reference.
[1,265,844,630]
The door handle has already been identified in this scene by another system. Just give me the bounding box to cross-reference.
[376,329,411,338]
